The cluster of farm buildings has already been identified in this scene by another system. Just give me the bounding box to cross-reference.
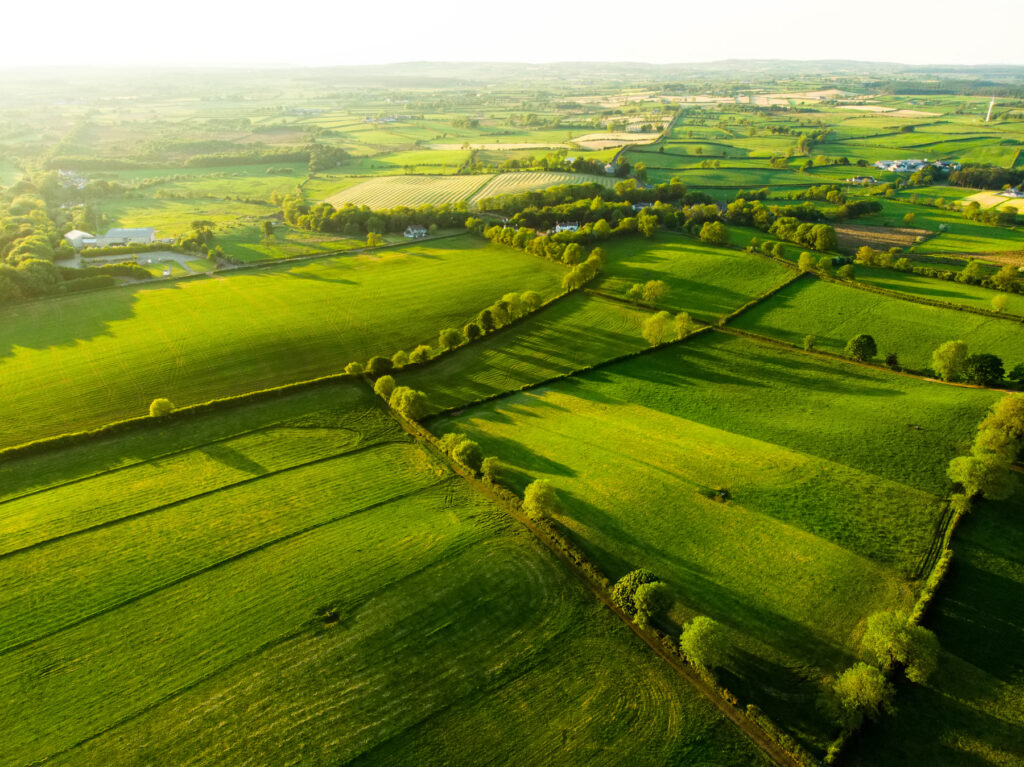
[872,159,961,173]
[63,228,156,250]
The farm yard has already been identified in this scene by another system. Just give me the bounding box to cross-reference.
[2,63,1024,767]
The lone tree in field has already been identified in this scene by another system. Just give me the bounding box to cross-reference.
[149,398,174,417]
[522,479,559,520]
[438,327,465,351]
[366,232,384,247]
[699,220,728,245]
[860,610,940,684]
[679,615,730,671]
[373,375,395,400]
[845,334,877,362]
[633,581,669,629]
[642,311,673,346]
[962,353,1005,387]
[932,340,968,382]
[831,663,894,726]
[992,294,1009,313]
[797,251,816,272]
[261,221,274,238]
[803,335,816,351]
[642,279,668,304]
[366,356,394,377]
[388,387,428,420]
[611,569,659,617]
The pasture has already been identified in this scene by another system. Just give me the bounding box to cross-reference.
[0,236,565,449]
[0,380,769,767]
[397,292,653,413]
[433,331,999,754]
[594,232,796,322]
[731,277,1024,372]
[854,266,1024,318]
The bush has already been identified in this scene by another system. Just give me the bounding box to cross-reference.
[438,327,465,351]
[373,375,396,399]
[611,569,659,616]
[344,361,364,375]
[845,333,877,362]
[149,398,174,417]
[366,356,393,376]
[679,615,730,671]
[409,344,433,364]
[451,439,483,473]
[522,479,559,519]
[391,350,409,368]
[388,386,428,420]
[481,456,501,483]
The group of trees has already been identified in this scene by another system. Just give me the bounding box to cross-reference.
[947,393,1024,501]
[641,310,695,346]
[932,340,1017,387]
[283,197,471,236]
[949,164,1024,190]
[611,569,669,630]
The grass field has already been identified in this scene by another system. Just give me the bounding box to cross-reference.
[217,222,387,261]
[848,492,1024,767]
[103,195,276,239]
[854,266,1024,318]
[0,381,770,767]
[0,235,565,449]
[433,331,999,754]
[593,232,797,322]
[731,277,1024,372]
[396,292,654,413]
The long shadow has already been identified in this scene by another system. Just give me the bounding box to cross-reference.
[198,443,269,476]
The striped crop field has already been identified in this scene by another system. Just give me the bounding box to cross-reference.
[0,381,770,767]
[469,171,616,203]
[325,174,491,208]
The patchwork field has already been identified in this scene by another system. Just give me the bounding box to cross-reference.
[594,232,797,322]
[432,331,1000,754]
[848,492,1024,767]
[396,292,653,413]
[0,381,770,767]
[731,277,1024,372]
[325,174,491,208]
[470,171,616,203]
[854,266,1024,318]
[0,236,565,449]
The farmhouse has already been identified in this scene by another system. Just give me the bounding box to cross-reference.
[85,228,156,248]
[845,176,878,185]
[1000,186,1024,198]
[553,222,580,233]
[632,202,653,211]
[873,158,961,173]
[403,225,428,238]
[63,229,93,250]
[603,163,616,174]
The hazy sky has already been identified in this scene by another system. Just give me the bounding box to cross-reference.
[5,0,1021,68]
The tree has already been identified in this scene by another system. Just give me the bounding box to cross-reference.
[637,211,658,238]
[832,663,894,724]
[845,334,877,362]
[477,308,495,332]
[798,251,816,272]
[963,353,1004,387]
[837,264,855,280]
[633,581,669,629]
[366,231,384,247]
[463,322,482,341]
[480,456,501,483]
[344,361,364,375]
[451,439,483,473]
[366,356,393,376]
[520,290,542,312]
[627,283,644,302]
[522,479,559,519]
[932,340,968,381]
[699,220,728,245]
[389,387,428,420]
[408,345,433,364]
[611,569,658,616]
[373,375,395,399]
[817,256,833,274]
[679,616,730,670]
[992,294,1009,313]
[992,264,1020,292]
[391,350,409,368]
[884,352,900,370]
[947,452,1017,500]
[860,610,940,684]
[1009,363,1024,386]
[438,327,465,351]
[262,221,274,238]
[675,312,694,339]
[803,335,816,351]
[642,311,672,346]
[642,279,668,304]
[149,398,174,417]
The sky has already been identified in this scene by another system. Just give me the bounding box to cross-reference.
[4,0,1022,68]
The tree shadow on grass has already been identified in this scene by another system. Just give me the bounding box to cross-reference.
[197,442,268,476]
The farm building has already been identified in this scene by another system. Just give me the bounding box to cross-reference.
[632,202,653,211]
[63,229,93,250]
[603,163,616,174]
[1001,187,1024,198]
[78,227,156,248]
[873,159,961,173]
[403,225,428,238]
[553,222,580,233]
[845,176,878,185]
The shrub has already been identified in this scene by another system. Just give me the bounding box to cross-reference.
[803,334,816,351]
[391,350,409,368]
[366,356,393,376]
[481,456,501,483]
[679,615,730,671]
[149,398,174,417]
[522,479,559,519]
[611,569,658,616]
[373,375,396,399]
[844,333,877,362]
[344,361,364,375]
[438,327,465,351]
[633,581,669,629]
[388,386,428,420]
[408,345,433,364]
[451,439,483,473]
[837,264,855,279]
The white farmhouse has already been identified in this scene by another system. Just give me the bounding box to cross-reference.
[63,229,93,250]
[403,225,428,238]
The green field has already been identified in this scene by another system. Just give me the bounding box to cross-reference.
[396,292,653,413]
[731,277,1024,372]
[855,266,1024,318]
[0,381,770,767]
[217,222,385,261]
[594,232,797,322]
[848,492,1024,767]
[0,236,565,448]
[433,331,999,753]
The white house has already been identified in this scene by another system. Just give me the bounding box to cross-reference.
[632,202,653,211]
[603,163,616,175]
[553,222,580,233]
[403,225,428,238]
[63,229,93,250]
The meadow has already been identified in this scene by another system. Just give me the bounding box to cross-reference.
[0,236,565,448]
[432,331,1000,753]
[0,380,770,767]
[853,265,1024,318]
[396,292,653,413]
[731,277,1024,372]
[593,232,797,322]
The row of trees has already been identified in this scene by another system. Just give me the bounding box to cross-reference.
[947,394,1024,502]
